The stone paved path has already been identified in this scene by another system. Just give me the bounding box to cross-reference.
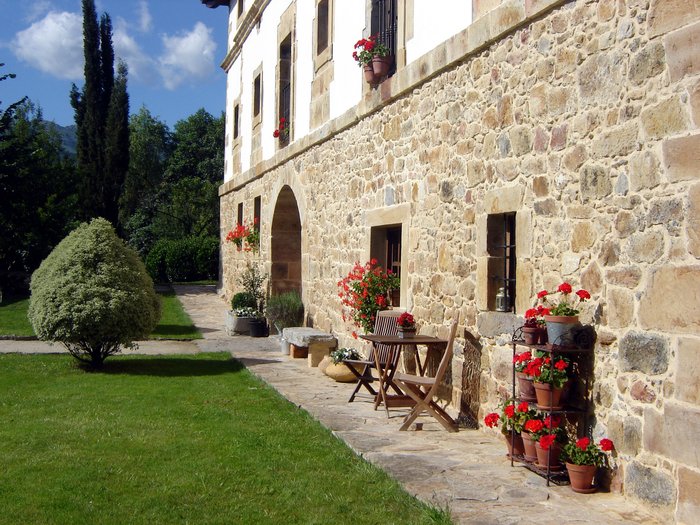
[0,285,664,524]
[173,285,663,525]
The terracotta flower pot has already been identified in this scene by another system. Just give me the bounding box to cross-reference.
[363,64,377,84]
[520,431,538,463]
[543,315,580,348]
[534,381,564,410]
[516,372,537,402]
[522,326,539,345]
[535,440,563,471]
[504,432,525,458]
[371,55,392,78]
[566,462,598,493]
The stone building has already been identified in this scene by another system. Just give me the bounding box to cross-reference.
[202,0,700,521]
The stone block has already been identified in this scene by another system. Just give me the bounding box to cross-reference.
[579,164,612,202]
[630,380,657,403]
[619,331,669,375]
[580,261,603,295]
[677,466,700,524]
[690,184,700,257]
[608,415,642,455]
[571,222,595,252]
[664,20,700,82]
[591,121,639,158]
[563,144,587,171]
[690,80,700,126]
[628,41,666,85]
[625,461,677,507]
[578,52,625,105]
[476,311,521,338]
[640,96,689,140]
[308,341,334,367]
[605,266,642,288]
[615,210,638,238]
[639,265,700,334]
[675,337,700,405]
[483,185,522,214]
[476,257,489,311]
[628,230,665,263]
[662,133,700,182]
[644,402,700,468]
[508,125,532,155]
[606,287,634,329]
[649,0,700,38]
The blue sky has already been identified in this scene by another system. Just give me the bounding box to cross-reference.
[0,0,229,128]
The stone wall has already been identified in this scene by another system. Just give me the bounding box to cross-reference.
[220,0,700,520]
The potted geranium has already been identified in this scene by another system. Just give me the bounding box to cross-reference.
[522,305,549,345]
[524,414,566,470]
[524,351,570,410]
[562,437,614,493]
[225,218,260,252]
[396,312,416,338]
[272,117,289,141]
[536,283,590,348]
[513,350,536,402]
[337,259,400,338]
[352,34,391,84]
[484,399,537,458]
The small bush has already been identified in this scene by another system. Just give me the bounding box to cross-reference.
[146,236,219,283]
[266,291,304,330]
[231,292,256,311]
[28,218,161,368]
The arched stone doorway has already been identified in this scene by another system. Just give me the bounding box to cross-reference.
[270,186,302,295]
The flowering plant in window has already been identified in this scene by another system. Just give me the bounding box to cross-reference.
[536,283,590,317]
[523,351,570,388]
[562,437,614,466]
[225,218,260,252]
[396,312,415,329]
[484,399,537,434]
[337,259,400,336]
[352,34,390,67]
[272,117,289,139]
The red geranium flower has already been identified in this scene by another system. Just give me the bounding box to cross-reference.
[539,434,557,450]
[484,412,500,428]
[543,415,561,429]
[576,437,590,450]
[576,289,591,300]
[537,290,548,299]
[504,404,515,418]
[524,419,544,434]
[599,438,614,452]
[554,359,567,371]
[273,129,280,138]
[558,282,572,294]
[517,402,529,412]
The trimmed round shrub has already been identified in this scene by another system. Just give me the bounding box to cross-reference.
[231,292,257,311]
[145,239,173,282]
[28,218,161,368]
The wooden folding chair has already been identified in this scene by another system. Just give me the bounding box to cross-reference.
[393,318,459,432]
[344,310,402,403]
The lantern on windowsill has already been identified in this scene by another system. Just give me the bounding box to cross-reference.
[496,287,510,312]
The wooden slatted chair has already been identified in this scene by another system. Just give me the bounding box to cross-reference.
[344,309,402,403]
[393,318,460,432]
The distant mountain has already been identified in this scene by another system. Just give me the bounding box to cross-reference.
[45,122,77,157]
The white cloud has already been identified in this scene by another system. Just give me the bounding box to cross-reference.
[25,0,52,23]
[113,18,157,85]
[137,0,152,33]
[158,22,217,90]
[12,11,83,80]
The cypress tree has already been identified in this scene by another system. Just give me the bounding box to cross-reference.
[104,61,130,227]
[70,0,128,226]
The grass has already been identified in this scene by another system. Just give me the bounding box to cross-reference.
[0,291,201,339]
[0,297,33,336]
[149,290,202,340]
[0,353,452,525]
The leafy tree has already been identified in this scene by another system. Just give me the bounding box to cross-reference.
[119,106,172,227]
[166,108,224,184]
[28,218,160,369]
[71,0,128,226]
[0,95,78,295]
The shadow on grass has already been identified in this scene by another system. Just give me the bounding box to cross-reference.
[150,324,201,337]
[101,357,245,377]
[0,295,30,307]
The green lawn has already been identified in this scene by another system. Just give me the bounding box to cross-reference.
[0,291,200,339]
[0,297,33,336]
[0,353,451,525]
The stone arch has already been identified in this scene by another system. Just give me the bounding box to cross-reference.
[270,185,302,295]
